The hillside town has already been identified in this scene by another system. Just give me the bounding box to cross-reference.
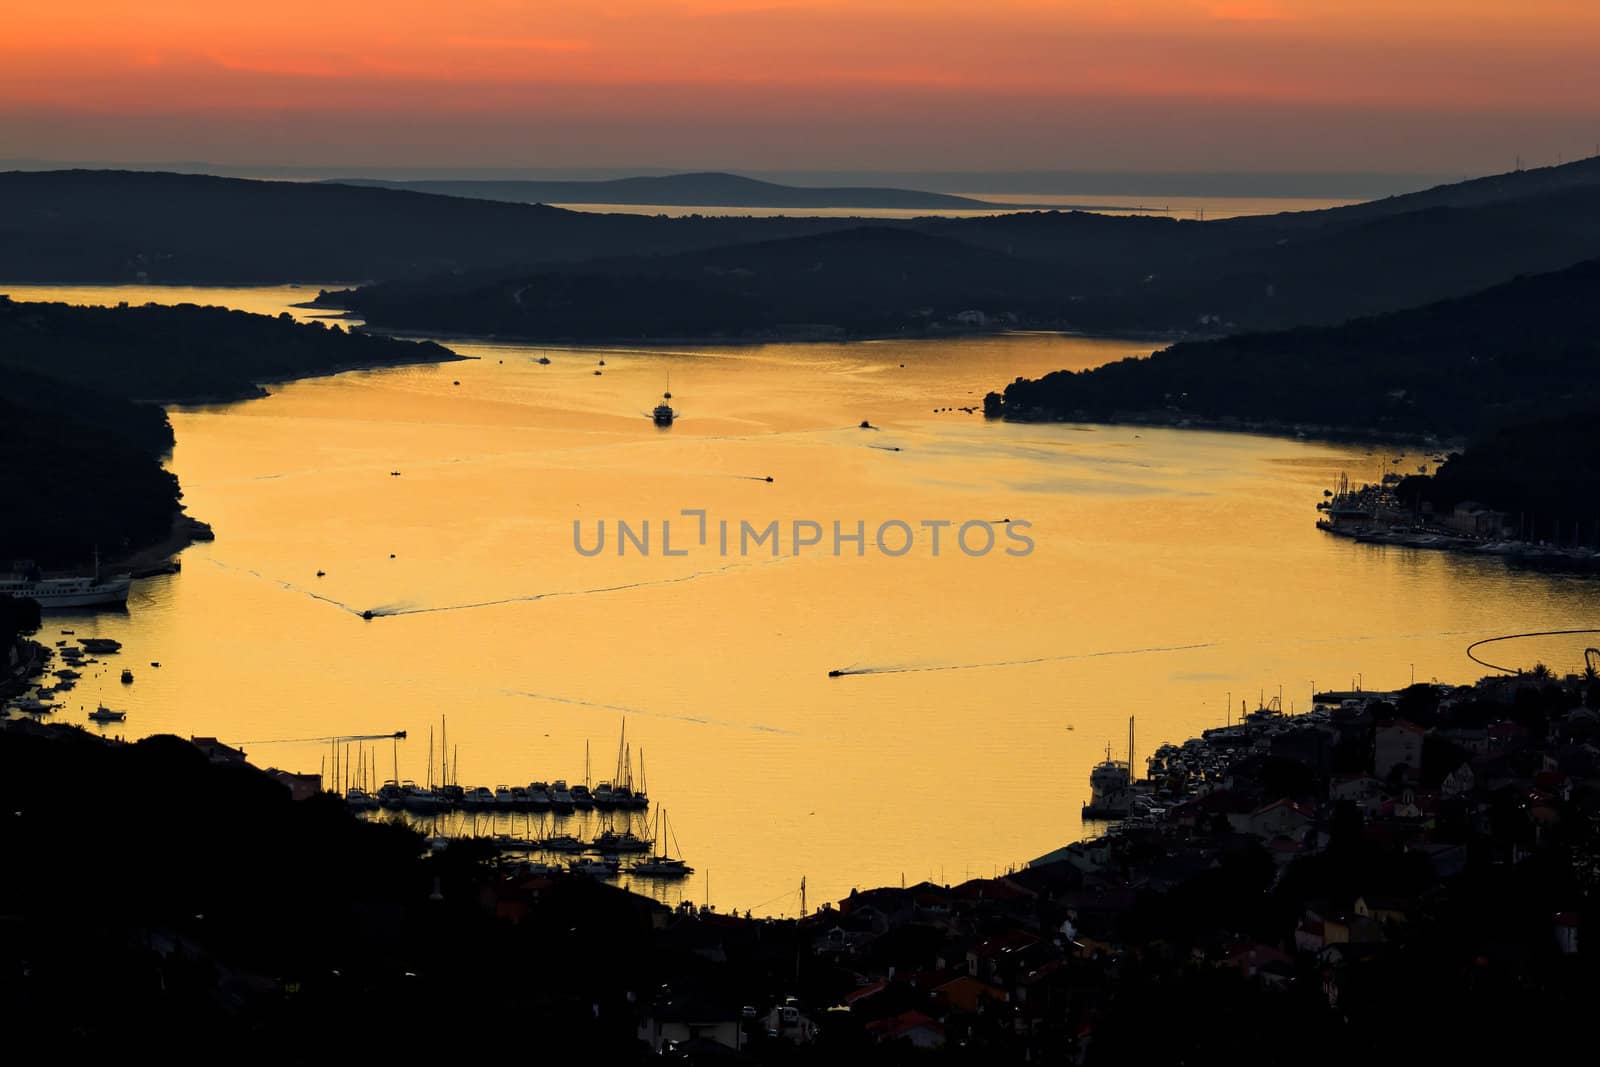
[7,598,1597,1061]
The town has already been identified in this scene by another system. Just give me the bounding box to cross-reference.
[6,592,1596,1060]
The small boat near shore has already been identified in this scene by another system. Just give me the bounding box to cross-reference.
[88,705,126,723]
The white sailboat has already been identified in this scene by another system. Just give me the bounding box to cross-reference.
[631,808,693,878]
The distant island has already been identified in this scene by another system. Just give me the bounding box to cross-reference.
[325,171,1049,211]
[0,297,458,569]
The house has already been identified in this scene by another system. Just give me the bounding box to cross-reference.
[190,736,247,764]
[1442,762,1476,797]
[638,994,744,1053]
[967,929,1038,980]
[865,1010,946,1049]
[1220,943,1293,979]
[1554,913,1580,955]
[1295,916,1326,953]
[265,768,322,801]
[933,975,1009,1013]
[1375,720,1425,777]
[1330,775,1384,807]
[1239,798,1316,840]
[1354,894,1411,926]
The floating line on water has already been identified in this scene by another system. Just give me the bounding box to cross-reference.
[831,641,1217,677]
[1466,628,1600,674]
[209,557,783,620]
[503,689,794,735]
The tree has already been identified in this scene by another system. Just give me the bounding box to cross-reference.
[0,593,42,646]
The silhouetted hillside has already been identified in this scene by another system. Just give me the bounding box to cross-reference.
[329,171,1014,210]
[1403,409,1600,541]
[1223,156,1600,231]
[333,227,1069,340]
[9,162,1600,337]
[989,259,1600,438]
[0,170,856,283]
[0,367,181,566]
[0,297,458,565]
[0,296,458,403]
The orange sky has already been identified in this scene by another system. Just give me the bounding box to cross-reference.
[3,2,1597,170]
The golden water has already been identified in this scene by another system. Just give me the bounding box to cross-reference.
[9,285,1595,915]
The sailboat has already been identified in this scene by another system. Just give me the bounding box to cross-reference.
[631,808,693,878]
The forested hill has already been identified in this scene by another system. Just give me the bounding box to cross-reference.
[0,298,458,567]
[0,366,181,568]
[327,227,1069,340]
[0,170,855,284]
[0,296,458,403]
[1404,408,1600,541]
[988,258,1600,439]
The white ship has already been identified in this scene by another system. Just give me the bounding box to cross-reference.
[1,559,132,610]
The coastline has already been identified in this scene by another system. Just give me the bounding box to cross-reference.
[154,348,475,408]
[315,318,1191,350]
[993,405,1460,449]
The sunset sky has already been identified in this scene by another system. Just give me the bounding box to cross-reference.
[3,1,1597,173]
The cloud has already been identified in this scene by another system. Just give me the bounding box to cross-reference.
[443,36,592,53]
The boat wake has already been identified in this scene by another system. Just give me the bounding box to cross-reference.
[364,559,786,618]
[504,689,794,735]
[205,559,370,617]
[832,641,1217,677]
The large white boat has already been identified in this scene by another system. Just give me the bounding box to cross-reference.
[1082,716,1137,820]
[1,559,131,609]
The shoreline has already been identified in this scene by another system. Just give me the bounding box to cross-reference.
[155,349,475,408]
[313,318,1191,350]
[995,406,1462,449]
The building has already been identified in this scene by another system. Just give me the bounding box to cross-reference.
[1375,720,1425,777]
[190,736,247,764]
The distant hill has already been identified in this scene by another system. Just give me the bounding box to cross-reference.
[1221,156,1600,231]
[8,161,1600,338]
[332,227,1068,340]
[988,258,1600,438]
[336,178,1600,342]
[0,170,856,284]
[327,172,1021,210]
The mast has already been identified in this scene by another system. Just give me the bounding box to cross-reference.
[584,740,591,790]
[1127,715,1135,781]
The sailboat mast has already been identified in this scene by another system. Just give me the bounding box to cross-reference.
[1128,715,1135,781]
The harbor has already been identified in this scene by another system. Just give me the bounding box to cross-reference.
[1316,468,1600,567]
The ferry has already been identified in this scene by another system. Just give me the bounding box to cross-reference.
[652,391,676,427]
[1082,716,1137,820]
[1,559,131,610]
